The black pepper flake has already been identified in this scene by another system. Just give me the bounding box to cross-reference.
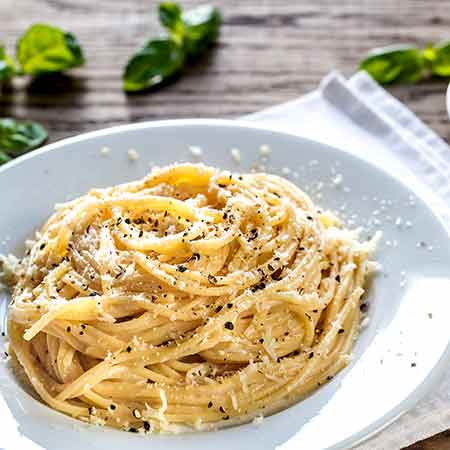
[215,305,223,313]
[259,338,264,344]
[81,324,86,329]
[207,401,213,408]
[139,230,143,238]
[267,264,275,271]
[110,404,116,410]
[224,321,234,330]
[219,406,225,413]
[1,332,5,337]
[88,406,94,415]
[308,352,314,359]
[335,275,341,283]
[208,274,217,284]
[338,328,345,334]
[39,243,46,250]
[227,303,233,309]
[271,268,283,281]
[218,183,226,188]
[312,309,318,313]
[125,218,130,224]
[327,376,333,381]
[89,292,99,296]
[411,362,416,367]
[306,215,313,221]
[177,265,187,273]
[126,346,132,353]
[191,252,200,261]
[360,303,368,312]
[143,421,151,431]
[251,282,266,292]
[248,229,258,241]
[223,415,230,420]
[128,427,138,433]
[79,331,84,336]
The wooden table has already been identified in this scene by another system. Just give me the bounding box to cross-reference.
[1,0,449,448]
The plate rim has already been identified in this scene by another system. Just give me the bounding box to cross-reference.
[1,118,449,450]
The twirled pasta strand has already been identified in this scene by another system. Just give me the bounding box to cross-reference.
[7,163,375,433]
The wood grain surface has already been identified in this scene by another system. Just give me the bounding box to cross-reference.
[1,1,449,449]
[1,0,449,143]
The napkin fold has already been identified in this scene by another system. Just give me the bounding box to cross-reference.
[245,71,450,449]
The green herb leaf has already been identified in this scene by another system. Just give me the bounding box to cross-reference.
[0,118,48,164]
[0,45,16,82]
[0,151,12,164]
[430,41,450,77]
[421,44,437,66]
[181,5,221,57]
[159,3,183,33]
[17,24,84,76]
[123,39,185,92]
[359,45,425,84]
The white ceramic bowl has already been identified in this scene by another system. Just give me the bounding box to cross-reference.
[447,82,450,119]
[1,120,449,450]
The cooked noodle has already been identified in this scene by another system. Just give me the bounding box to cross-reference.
[5,163,376,433]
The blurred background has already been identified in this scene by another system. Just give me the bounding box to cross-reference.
[1,0,449,143]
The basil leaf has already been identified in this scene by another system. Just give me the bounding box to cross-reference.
[431,41,450,77]
[359,45,425,84]
[17,24,84,76]
[123,38,185,92]
[0,151,12,164]
[0,46,15,81]
[181,5,221,57]
[159,2,183,34]
[0,118,48,163]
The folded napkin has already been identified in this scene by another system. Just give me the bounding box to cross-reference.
[245,71,450,449]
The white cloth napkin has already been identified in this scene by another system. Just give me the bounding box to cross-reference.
[244,71,450,449]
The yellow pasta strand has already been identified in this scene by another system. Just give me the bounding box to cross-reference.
[6,163,376,433]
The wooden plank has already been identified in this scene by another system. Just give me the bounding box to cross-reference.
[1,0,449,142]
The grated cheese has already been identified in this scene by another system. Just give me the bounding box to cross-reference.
[230,148,241,163]
[127,148,139,160]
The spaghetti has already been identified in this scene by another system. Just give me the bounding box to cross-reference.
[5,163,376,433]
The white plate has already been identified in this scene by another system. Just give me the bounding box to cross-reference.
[1,119,449,450]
